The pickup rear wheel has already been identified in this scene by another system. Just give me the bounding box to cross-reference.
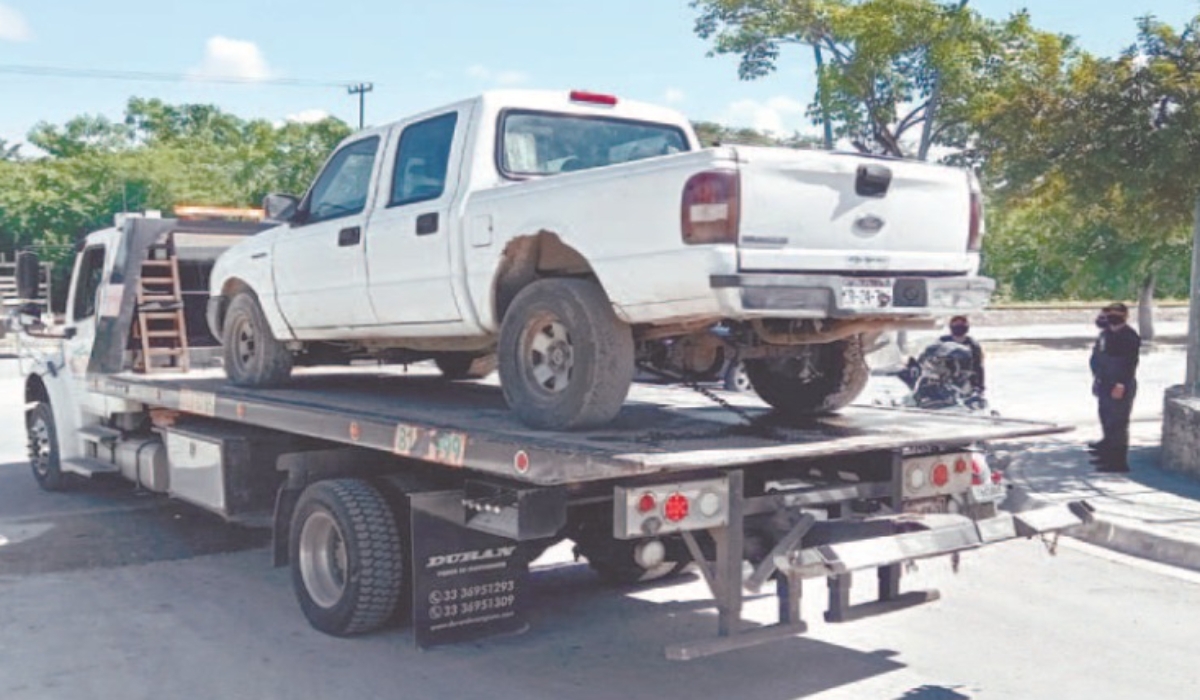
[223,292,293,387]
[498,278,634,430]
[745,335,869,417]
[290,479,407,637]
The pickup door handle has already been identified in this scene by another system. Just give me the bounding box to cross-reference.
[416,213,439,236]
[338,226,362,246]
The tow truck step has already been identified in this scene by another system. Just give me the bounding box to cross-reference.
[61,457,121,477]
[78,425,122,444]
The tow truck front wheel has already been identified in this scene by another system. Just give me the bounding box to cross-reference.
[499,278,635,430]
[28,402,68,491]
[223,292,293,387]
[290,479,407,636]
[745,335,869,417]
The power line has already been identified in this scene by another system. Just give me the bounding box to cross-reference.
[0,63,368,89]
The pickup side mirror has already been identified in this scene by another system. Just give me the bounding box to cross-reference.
[15,250,40,300]
[263,193,301,223]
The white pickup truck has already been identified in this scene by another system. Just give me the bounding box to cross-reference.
[208,89,993,430]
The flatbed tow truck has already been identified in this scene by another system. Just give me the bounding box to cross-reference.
[15,214,1091,660]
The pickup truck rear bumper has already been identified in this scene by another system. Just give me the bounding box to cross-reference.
[710,273,995,319]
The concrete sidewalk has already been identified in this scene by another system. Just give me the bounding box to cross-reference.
[995,420,1200,573]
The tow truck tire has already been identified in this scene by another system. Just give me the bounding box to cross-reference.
[435,353,497,380]
[223,292,293,387]
[290,479,407,637]
[28,402,68,491]
[498,278,634,430]
[745,335,869,417]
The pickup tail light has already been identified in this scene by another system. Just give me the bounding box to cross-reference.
[614,478,729,539]
[682,170,740,245]
[967,171,985,252]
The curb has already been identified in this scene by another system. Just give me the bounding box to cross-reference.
[1004,474,1200,575]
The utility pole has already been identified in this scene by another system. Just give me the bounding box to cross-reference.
[347,83,374,130]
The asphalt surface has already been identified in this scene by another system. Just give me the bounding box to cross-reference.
[2,341,1199,699]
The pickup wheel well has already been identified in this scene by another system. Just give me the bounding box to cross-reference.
[493,232,597,322]
[213,278,254,336]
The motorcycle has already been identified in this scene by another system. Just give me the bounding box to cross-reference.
[895,339,987,412]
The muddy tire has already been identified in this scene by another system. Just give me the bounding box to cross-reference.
[745,335,869,417]
[290,479,407,637]
[435,353,497,380]
[28,402,69,491]
[223,292,293,387]
[498,278,634,430]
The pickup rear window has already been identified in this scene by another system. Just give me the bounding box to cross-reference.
[499,111,689,177]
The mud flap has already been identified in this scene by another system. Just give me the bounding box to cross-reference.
[409,491,529,649]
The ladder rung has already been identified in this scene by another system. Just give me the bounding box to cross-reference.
[142,260,173,267]
[139,295,179,302]
[146,348,184,355]
[141,312,181,320]
[146,331,182,338]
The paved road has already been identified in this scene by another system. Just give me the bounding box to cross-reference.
[1,344,1198,699]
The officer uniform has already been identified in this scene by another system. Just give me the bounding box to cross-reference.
[1091,304,1140,472]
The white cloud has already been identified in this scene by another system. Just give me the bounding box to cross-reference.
[663,88,686,105]
[466,65,529,87]
[723,96,808,134]
[0,4,32,42]
[285,109,329,124]
[190,36,272,81]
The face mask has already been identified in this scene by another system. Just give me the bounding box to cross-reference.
[1106,314,1124,326]
[1095,315,1109,329]
[950,324,969,336]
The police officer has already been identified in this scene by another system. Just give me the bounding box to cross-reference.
[941,315,985,394]
[1089,303,1140,472]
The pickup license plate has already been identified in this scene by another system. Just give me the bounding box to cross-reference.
[840,279,894,309]
[968,482,1006,504]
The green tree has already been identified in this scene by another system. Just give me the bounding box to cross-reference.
[692,0,1059,159]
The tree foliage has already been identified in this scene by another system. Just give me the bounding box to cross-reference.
[692,0,1060,158]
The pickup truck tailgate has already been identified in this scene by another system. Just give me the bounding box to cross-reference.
[734,147,975,274]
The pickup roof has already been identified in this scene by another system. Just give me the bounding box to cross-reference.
[208,89,993,430]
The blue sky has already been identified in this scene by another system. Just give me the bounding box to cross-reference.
[1,0,1198,147]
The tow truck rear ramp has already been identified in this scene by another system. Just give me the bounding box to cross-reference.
[87,368,1091,659]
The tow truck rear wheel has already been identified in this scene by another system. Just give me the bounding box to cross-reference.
[290,479,407,637]
[27,402,68,491]
[223,292,293,387]
[745,335,869,417]
[498,278,634,430]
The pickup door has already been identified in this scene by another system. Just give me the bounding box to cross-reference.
[735,148,974,274]
[364,106,471,326]
[272,135,383,331]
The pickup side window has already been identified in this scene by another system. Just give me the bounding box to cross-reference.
[304,136,381,224]
[389,112,458,207]
[498,111,689,177]
[72,246,107,322]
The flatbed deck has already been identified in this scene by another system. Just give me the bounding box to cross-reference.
[91,367,1069,486]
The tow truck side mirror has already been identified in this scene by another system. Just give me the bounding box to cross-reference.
[15,250,40,301]
[263,193,300,223]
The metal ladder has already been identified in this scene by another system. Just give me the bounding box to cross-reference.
[133,240,189,373]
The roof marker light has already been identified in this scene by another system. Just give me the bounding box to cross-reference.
[569,90,618,106]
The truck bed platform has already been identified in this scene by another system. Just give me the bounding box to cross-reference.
[91,367,1067,486]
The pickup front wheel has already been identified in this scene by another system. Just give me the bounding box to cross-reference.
[498,278,634,430]
[223,292,294,387]
[745,335,869,417]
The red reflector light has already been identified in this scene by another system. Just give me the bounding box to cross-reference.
[637,493,657,514]
[664,493,689,522]
[991,470,1003,485]
[569,90,618,106]
[954,458,968,474]
[932,464,950,487]
[971,459,984,486]
[682,170,740,245]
